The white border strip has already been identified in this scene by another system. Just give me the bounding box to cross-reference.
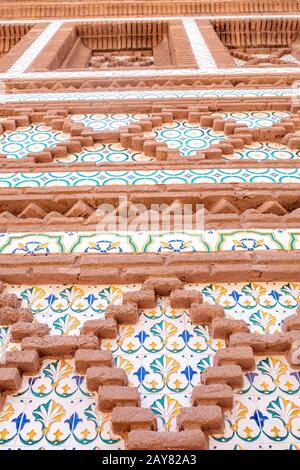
[8,20,63,73]
[182,18,217,70]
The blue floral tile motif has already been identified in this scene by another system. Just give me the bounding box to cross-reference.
[1,281,300,450]
[0,124,69,159]
[70,113,150,131]
[151,120,226,156]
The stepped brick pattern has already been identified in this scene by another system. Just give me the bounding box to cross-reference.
[1,0,300,453]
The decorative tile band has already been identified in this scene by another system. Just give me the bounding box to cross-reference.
[0,229,297,255]
[0,88,300,103]
[2,168,300,187]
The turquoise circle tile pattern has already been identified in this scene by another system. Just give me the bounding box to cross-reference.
[54,142,153,164]
[151,120,226,156]
[1,168,300,187]
[214,111,291,129]
[70,113,150,130]
[0,124,70,159]
[225,142,300,161]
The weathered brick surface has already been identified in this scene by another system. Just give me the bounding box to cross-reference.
[111,407,157,433]
[75,350,113,374]
[190,303,224,325]
[0,293,21,308]
[98,385,140,412]
[86,366,127,391]
[106,304,139,324]
[22,334,99,357]
[282,313,300,332]
[10,322,49,342]
[123,289,156,309]
[177,406,224,434]
[213,346,255,371]
[170,289,203,308]
[127,430,207,450]
[4,350,40,374]
[229,332,291,354]
[81,318,118,338]
[0,368,22,391]
[0,307,33,325]
[211,317,250,340]
[143,277,183,296]
[201,365,244,389]
[192,384,233,411]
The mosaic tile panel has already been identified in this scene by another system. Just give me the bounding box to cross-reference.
[2,168,300,188]
[225,143,300,161]
[1,281,300,449]
[214,111,291,129]
[70,113,150,131]
[0,125,69,159]
[0,229,296,255]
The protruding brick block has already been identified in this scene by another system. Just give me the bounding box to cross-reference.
[106,304,139,324]
[0,368,22,391]
[287,340,300,367]
[4,350,40,374]
[86,366,127,391]
[177,406,224,434]
[98,385,140,412]
[75,350,113,374]
[123,289,156,309]
[111,407,157,433]
[190,303,224,325]
[10,322,49,342]
[211,317,249,340]
[170,289,203,308]
[143,277,183,296]
[191,384,233,411]
[0,293,21,308]
[127,430,207,450]
[229,332,290,354]
[201,365,244,389]
[282,313,300,332]
[213,346,255,371]
[0,307,33,325]
[81,318,118,338]
[22,334,99,357]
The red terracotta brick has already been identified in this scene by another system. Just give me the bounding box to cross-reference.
[0,307,33,325]
[190,303,224,325]
[191,384,233,411]
[213,346,255,371]
[22,334,100,357]
[111,407,157,433]
[201,365,244,389]
[123,289,156,309]
[98,385,140,412]
[4,350,40,374]
[229,332,291,354]
[0,293,21,308]
[10,322,49,342]
[86,366,127,391]
[211,317,250,341]
[287,340,300,367]
[106,303,139,324]
[75,350,113,374]
[282,313,300,332]
[127,430,207,450]
[143,277,183,296]
[170,289,203,308]
[0,368,22,391]
[177,405,224,434]
[81,318,118,338]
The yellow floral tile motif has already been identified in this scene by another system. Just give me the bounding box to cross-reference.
[1,281,300,450]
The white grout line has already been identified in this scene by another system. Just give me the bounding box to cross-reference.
[8,20,63,74]
[182,18,217,70]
